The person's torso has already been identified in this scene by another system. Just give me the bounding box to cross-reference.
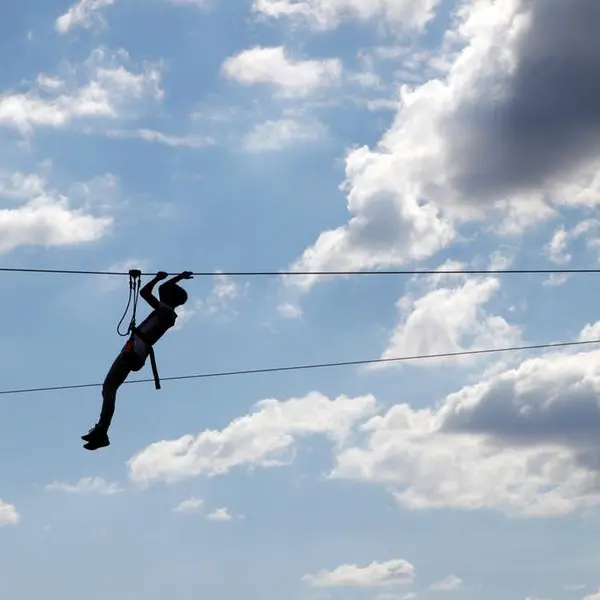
[135,303,177,347]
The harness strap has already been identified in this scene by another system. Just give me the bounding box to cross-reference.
[117,270,161,390]
[148,346,161,390]
[132,328,161,390]
[118,270,142,337]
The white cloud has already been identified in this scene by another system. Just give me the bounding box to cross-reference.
[55,0,115,34]
[430,575,462,591]
[378,273,521,367]
[332,347,600,517]
[36,75,65,91]
[278,302,302,319]
[128,392,377,485]
[348,70,382,89]
[171,304,195,330]
[0,48,163,134]
[359,98,398,112]
[286,0,600,291]
[584,591,600,600]
[0,500,19,525]
[545,227,571,264]
[304,559,415,588]
[206,507,233,521]
[488,250,514,271]
[93,258,149,295]
[210,273,239,305]
[0,172,47,201]
[243,118,326,152]
[543,218,600,268]
[0,171,113,253]
[578,321,600,343]
[543,273,569,288]
[103,128,215,148]
[172,273,241,327]
[173,497,204,512]
[173,499,234,520]
[194,273,242,317]
[222,46,342,98]
[252,0,442,32]
[67,172,121,212]
[572,218,600,239]
[46,477,122,495]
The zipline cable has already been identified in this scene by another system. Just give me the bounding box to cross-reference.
[1,266,600,277]
[1,338,598,397]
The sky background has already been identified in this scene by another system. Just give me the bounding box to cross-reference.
[2,0,600,599]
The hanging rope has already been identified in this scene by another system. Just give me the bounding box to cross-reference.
[117,269,142,337]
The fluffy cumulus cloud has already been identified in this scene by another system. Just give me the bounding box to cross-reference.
[173,273,243,327]
[46,477,122,495]
[252,0,441,31]
[0,171,113,253]
[332,344,600,518]
[128,392,377,485]
[545,219,600,266]
[304,559,415,588]
[378,268,521,366]
[194,273,242,316]
[0,500,19,525]
[0,48,163,134]
[287,0,600,289]
[579,321,600,343]
[129,336,600,517]
[222,46,342,98]
[55,0,115,34]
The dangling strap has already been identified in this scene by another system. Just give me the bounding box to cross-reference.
[147,345,161,390]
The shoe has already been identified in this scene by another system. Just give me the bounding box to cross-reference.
[83,437,110,451]
[81,425,110,451]
[82,424,100,442]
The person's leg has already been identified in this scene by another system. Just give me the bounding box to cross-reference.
[82,350,132,449]
[97,350,133,432]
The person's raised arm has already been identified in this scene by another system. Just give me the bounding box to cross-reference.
[140,271,169,308]
[164,271,194,285]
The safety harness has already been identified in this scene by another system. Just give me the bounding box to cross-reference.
[117,269,161,390]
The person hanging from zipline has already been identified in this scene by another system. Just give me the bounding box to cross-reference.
[82,269,193,451]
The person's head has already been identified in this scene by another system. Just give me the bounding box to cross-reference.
[159,282,188,308]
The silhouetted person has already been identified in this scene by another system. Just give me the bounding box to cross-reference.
[82,270,193,450]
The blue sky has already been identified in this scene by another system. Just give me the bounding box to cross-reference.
[2,0,600,599]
